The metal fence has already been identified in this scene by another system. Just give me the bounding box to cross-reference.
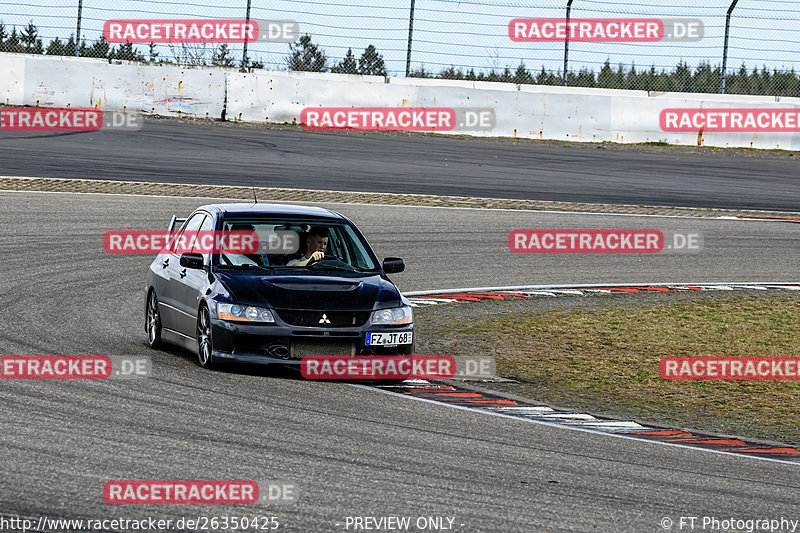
[1,0,799,95]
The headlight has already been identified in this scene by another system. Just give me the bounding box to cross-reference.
[217,303,275,323]
[371,306,413,325]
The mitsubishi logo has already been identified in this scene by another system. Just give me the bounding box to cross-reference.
[319,313,331,324]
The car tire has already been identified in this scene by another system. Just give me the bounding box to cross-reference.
[145,290,164,349]
[196,304,216,369]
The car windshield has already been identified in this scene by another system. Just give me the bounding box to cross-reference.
[215,218,380,272]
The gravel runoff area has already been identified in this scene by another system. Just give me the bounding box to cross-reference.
[3,175,800,219]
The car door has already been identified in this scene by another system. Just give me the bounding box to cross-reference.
[172,213,215,337]
[161,212,206,337]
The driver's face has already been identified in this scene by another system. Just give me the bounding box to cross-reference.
[308,235,328,254]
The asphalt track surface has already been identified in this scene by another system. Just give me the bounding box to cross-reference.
[1,119,800,211]
[2,191,799,532]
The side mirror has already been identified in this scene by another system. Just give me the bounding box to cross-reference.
[180,253,204,269]
[382,257,405,274]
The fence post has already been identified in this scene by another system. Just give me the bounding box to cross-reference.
[75,0,83,56]
[405,0,416,76]
[721,0,739,94]
[563,0,574,86]
[242,0,252,68]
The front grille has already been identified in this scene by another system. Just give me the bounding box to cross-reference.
[276,309,370,328]
[290,339,356,358]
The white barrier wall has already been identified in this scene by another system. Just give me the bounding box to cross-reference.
[3,52,799,150]
[229,70,800,150]
[0,53,226,118]
[225,70,406,123]
[0,54,26,105]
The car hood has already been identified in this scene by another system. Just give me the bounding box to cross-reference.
[214,271,402,311]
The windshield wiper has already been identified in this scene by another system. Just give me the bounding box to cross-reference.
[222,263,267,270]
[307,264,356,272]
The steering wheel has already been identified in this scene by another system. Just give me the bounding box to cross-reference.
[307,253,342,266]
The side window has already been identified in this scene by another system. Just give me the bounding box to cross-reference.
[193,215,214,256]
[349,240,369,269]
[342,225,375,269]
[329,227,352,264]
[170,212,205,255]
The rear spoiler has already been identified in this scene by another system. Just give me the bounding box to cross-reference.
[168,215,187,233]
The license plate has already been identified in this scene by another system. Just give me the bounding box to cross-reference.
[366,332,413,346]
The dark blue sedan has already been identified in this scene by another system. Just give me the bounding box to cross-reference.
[145,203,413,369]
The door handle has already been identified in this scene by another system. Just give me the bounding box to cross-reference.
[162,258,169,268]
[180,269,187,278]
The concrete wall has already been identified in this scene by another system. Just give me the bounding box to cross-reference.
[3,53,798,150]
[1,53,226,118]
[228,70,800,149]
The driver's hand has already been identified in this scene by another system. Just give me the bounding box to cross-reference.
[310,251,325,261]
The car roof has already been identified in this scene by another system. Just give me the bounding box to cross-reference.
[196,203,346,221]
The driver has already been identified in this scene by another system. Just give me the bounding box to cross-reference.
[286,226,329,266]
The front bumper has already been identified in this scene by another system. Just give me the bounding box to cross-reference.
[210,317,414,366]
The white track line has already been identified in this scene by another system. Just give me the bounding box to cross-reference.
[404,282,800,297]
[353,384,800,467]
